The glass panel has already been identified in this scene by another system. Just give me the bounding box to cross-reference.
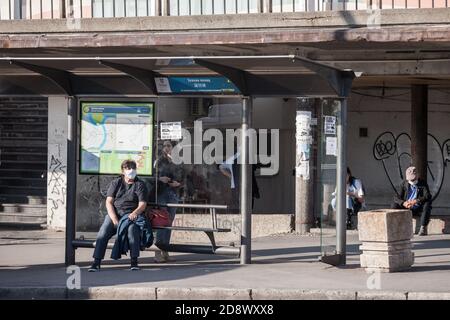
[296,98,341,258]
[237,0,249,13]
[191,0,202,15]
[295,0,307,11]
[225,0,237,13]
[283,0,295,11]
[202,0,213,14]
[146,98,243,246]
[0,1,10,19]
[213,0,225,14]
[179,0,191,15]
[41,0,52,19]
[103,0,114,17]
[136,0,149,16]
[272,0,282,12]
[170,0,179,15]
[81,0,93,18]
[92,0,102,17]
[319,99,340,257]
[125,0,137,16]
[249,0,259,12]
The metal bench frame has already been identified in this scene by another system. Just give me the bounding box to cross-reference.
[148,202,231,253]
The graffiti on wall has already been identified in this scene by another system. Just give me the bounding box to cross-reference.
[373,131,448,201]
[78,175,119,228]
[48,154,66,225]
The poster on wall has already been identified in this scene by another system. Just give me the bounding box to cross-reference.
[80,102,154,175]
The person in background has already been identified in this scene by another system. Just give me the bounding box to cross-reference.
[331,167,365,230]
[391,166,432,236]
[88,160,148,271]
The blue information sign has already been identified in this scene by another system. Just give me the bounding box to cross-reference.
[155,76,240,94]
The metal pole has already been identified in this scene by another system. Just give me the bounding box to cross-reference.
[411,84,428,183]
[65,96,77,266]
[240,97,252,265]
[335,98,347,265]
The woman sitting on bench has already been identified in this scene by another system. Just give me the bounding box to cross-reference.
[154,140,184,263]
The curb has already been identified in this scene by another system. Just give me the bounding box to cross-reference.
[1,287,450,300]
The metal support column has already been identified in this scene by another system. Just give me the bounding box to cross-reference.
[336,98,347,265]
[240,97,252,265]
[65,96,77,266]
[411,84,428,182]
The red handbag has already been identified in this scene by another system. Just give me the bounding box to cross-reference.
[147,208,172,227]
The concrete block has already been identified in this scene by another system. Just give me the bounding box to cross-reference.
[0,287,66,300]
[68,287,157,300]
[358,209,414,272]
[156,287,251,300]
[357,291,407,300]
[407,292,450,300]
[358,209,413,242]
[251,289,356,300]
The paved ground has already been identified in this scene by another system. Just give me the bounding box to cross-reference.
[0,227,449,299]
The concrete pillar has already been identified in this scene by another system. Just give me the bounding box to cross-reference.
[411,85,428,182]
[295,99,315,234]
[47,96,68,229]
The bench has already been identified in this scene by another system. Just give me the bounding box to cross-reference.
[72,202,240,257]
[148,202,232,253]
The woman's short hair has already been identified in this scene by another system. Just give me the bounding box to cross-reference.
[121,159,137,170]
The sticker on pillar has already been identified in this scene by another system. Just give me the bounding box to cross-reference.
[296,161,310,180]
[326,137,337,157]
[160,122,182,140]
[324,116,336,135]
[296,111,311,136]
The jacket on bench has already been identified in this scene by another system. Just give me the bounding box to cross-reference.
[111,213,153,260]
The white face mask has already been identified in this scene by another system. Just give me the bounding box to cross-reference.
[408,179,418,185]
[124,169,137,180]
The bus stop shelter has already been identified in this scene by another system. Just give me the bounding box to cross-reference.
[0,54,358,266]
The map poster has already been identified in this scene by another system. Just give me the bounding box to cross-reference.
[80,102,154,175]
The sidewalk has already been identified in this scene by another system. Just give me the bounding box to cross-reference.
[0,228,449,300]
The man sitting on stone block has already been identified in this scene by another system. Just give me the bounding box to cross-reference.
[391,166,432,236]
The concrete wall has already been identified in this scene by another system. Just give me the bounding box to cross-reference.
[47,96,68,229]
[347,88,450,216]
